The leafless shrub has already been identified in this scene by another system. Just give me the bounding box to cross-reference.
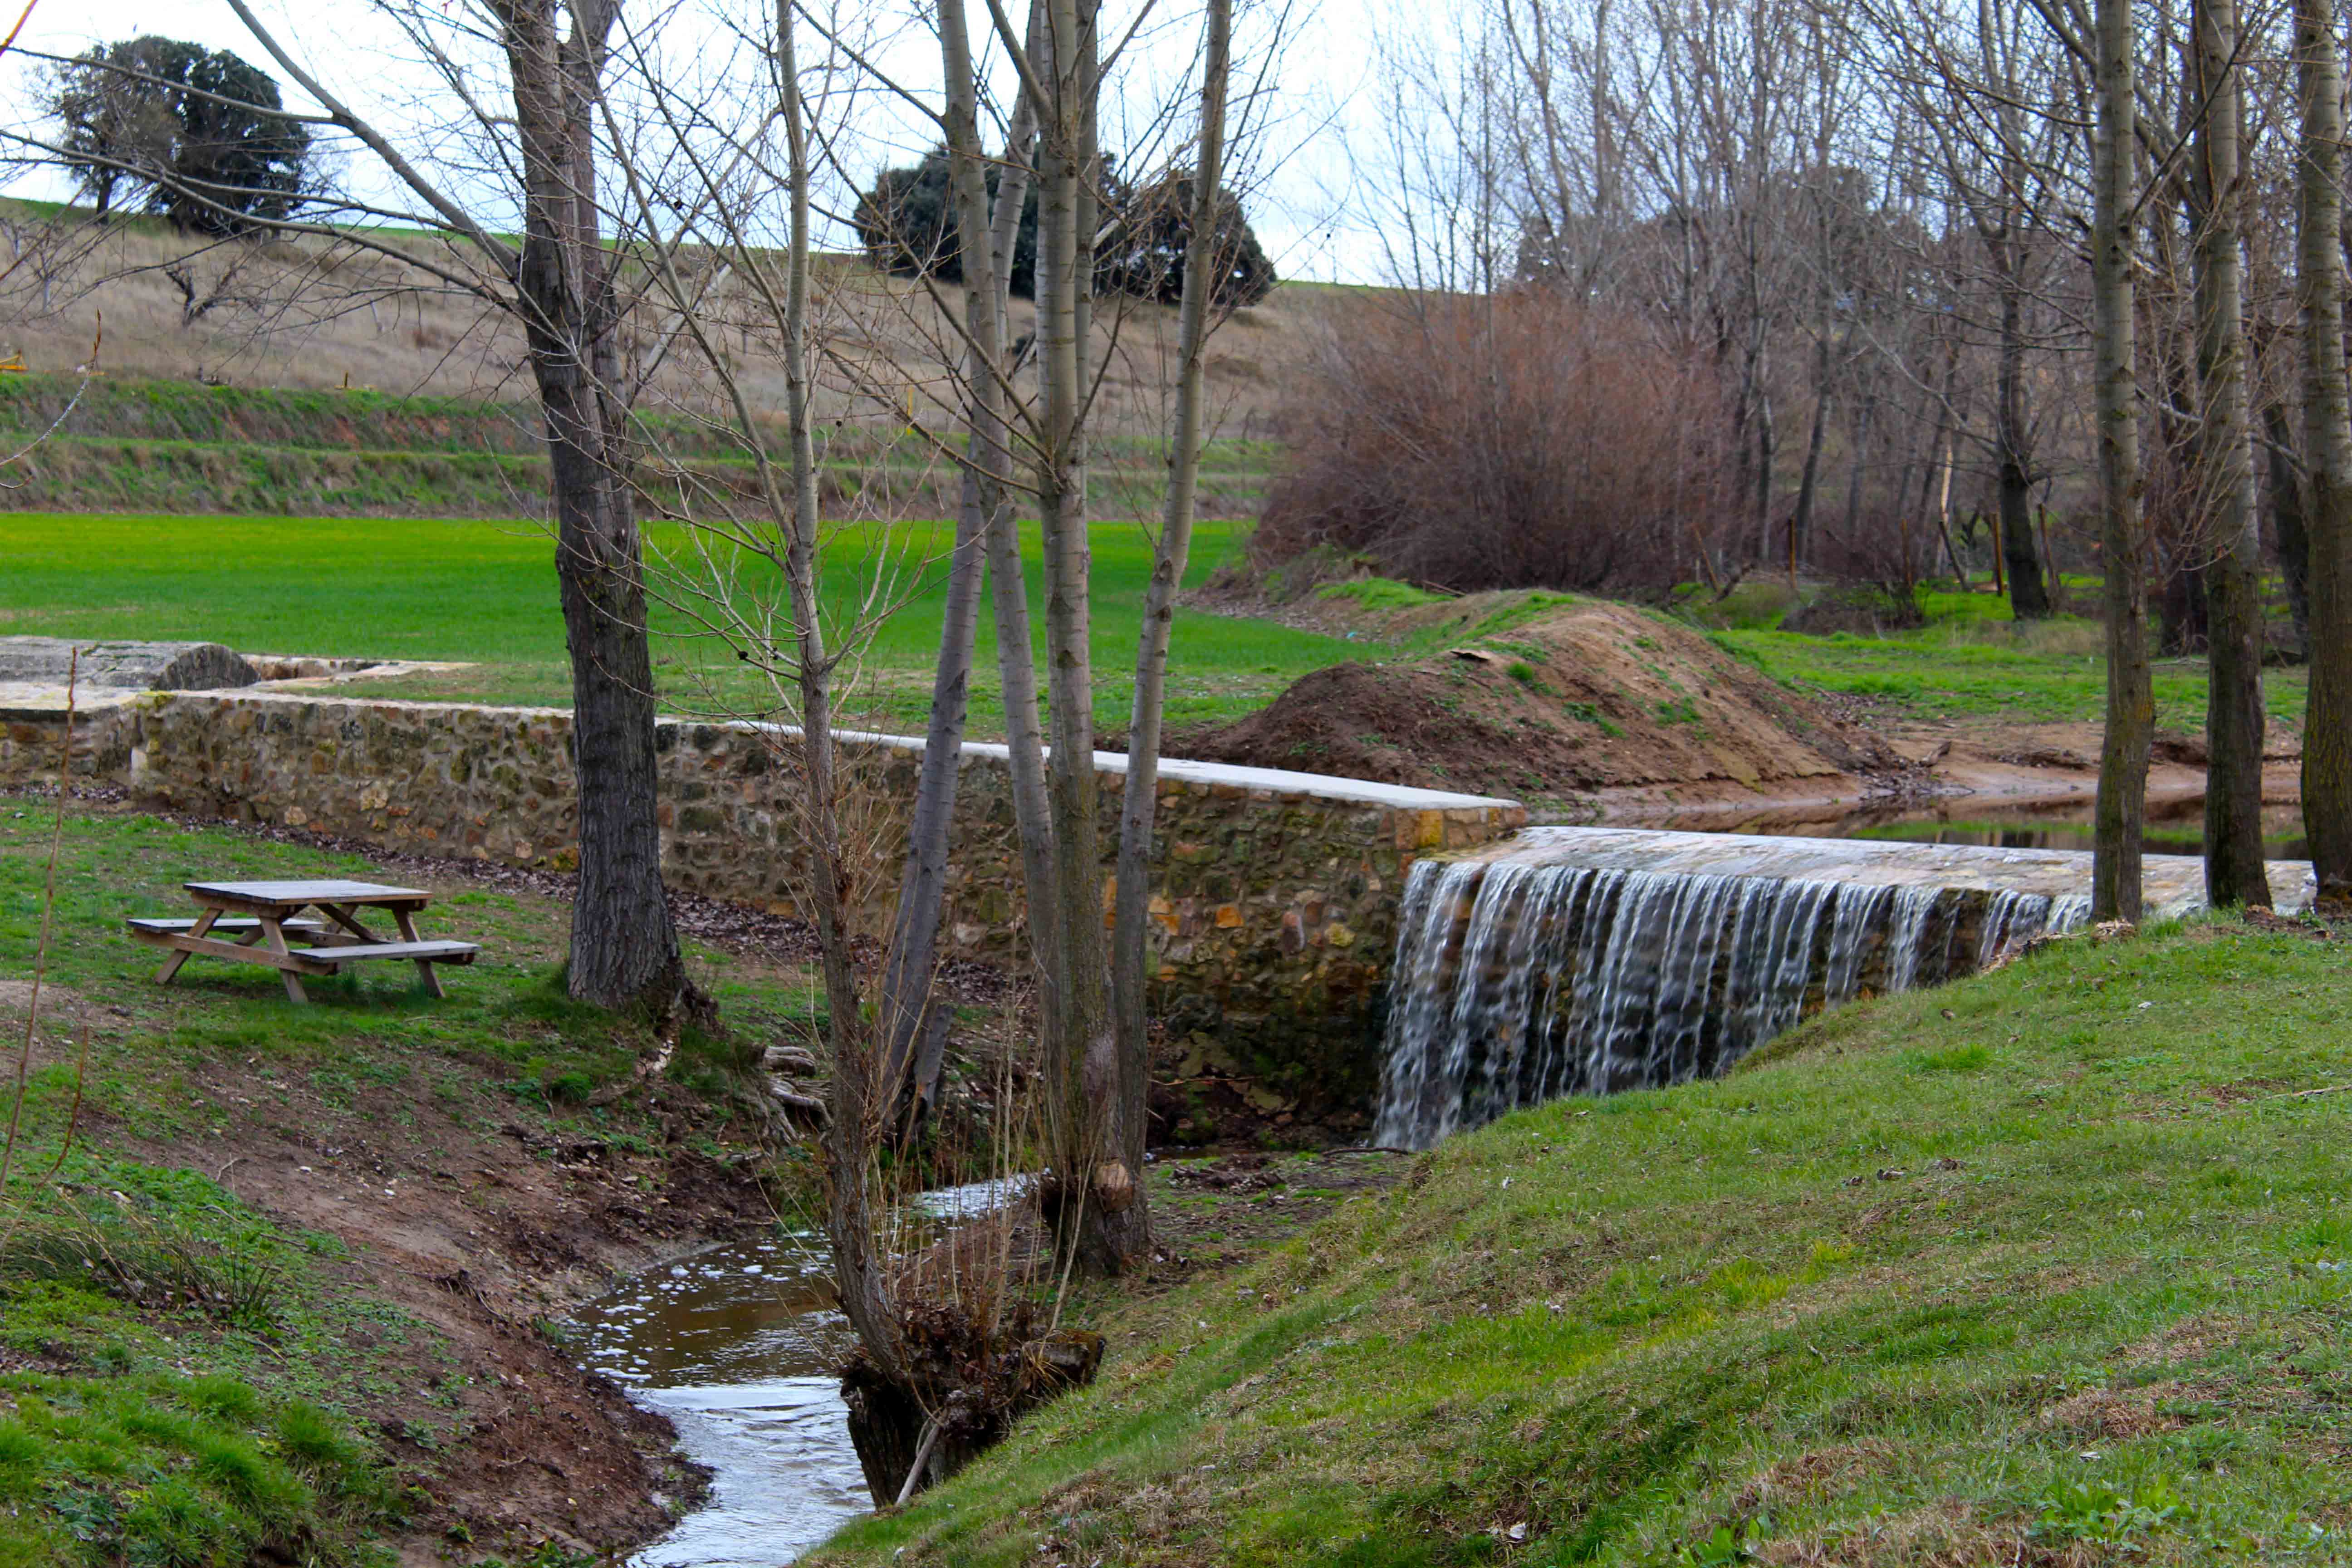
[1257,291,1734,595]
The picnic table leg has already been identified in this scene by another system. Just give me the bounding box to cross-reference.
[156,907,220,985]
[317,902,382,945]
[392,908,446,999]
[260,916,309,1004]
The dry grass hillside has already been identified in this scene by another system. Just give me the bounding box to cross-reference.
[0,201,1349,452]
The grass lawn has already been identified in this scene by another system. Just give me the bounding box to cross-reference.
[1704,584,2311,732]
[0,803,809,1566]
[811,911,2352,1567]
[0,513,1362,740]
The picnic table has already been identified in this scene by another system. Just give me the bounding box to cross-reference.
[127,879,480,1003]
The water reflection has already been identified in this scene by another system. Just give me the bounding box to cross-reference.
[570,1232,868,1568]
[1656,799,2307,861]
[1842,800,2305,860]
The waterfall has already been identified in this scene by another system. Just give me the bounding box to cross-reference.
[1372,853,2090,1150]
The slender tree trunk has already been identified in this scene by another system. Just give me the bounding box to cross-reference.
[2190,0,2270,908]
[877,490,985,1120]
[876,0,1036,1123]
[2297,0,2352,911]
[1756,376,1778,576]
[502,0,685,1013]
[1791,310,1832,570]
[1110,0,1231,1272]
[1996,257,2052,618]
[1840,385,1873,548]
[2092,0,2151,922]
[2266,399,2312,651]
[1026,0,1129,1272]
[1921,340,1971,591]
[769,2,899,1386]
[974,7,1061,1043]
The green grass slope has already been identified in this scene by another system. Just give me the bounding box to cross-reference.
[816,915,2352,1566]
[1700,585,2308,733]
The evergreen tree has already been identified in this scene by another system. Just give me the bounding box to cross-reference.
[45,37,314,233]
[856,150,1274,305]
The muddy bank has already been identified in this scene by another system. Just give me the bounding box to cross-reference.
[118,1051,775,1561]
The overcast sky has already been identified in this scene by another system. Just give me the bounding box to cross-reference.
[3,0,1395,283]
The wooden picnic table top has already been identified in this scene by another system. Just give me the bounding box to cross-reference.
[184,879,431,909]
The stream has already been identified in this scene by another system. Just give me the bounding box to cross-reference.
[571,1178,1032,1565]
[569,1232,867,1568]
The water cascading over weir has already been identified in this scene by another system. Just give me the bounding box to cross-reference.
[1369,827,2230,1150]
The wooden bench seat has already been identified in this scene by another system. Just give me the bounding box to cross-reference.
[296,940,480,969]
[127,916,328,937]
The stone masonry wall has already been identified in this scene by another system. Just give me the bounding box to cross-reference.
[1,691,1524,1117]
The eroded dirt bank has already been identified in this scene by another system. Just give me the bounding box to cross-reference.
[137,1068,769,1562]
[1172,600,1901,812]
[0,803,825,1566]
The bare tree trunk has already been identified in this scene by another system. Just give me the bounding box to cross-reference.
[2297,0,2352,911]
[766,2,898,1382]
[1840,386,1872,547]
[1025,0,1126,1271]
[500,0,686,1013]
[975,7,1062,1039]
[2091,0,2151,922]
[1995,257,2053,618]
[1110,0,1232,1274]
[1791,336,1830,573]
[2189,0,2270,909]
[876,0,1039,1124]
[2266,399,2312,650]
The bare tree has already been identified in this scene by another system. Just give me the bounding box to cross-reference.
[2186,0,2269,908]
[2295,0,2352,911]
[876,0,1044,1130]
[2090,0,2153,922]
[1110,0,1235,1272]
[492,0,691,1008]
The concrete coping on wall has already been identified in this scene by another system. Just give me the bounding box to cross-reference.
[23,686,1522,817]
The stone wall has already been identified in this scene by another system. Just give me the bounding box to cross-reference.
[1,690,1524,1115]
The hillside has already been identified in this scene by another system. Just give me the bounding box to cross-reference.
[0,202,1344,450]
[810,911,2352,1566]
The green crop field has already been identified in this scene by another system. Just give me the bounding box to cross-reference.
[0,512,1363,740]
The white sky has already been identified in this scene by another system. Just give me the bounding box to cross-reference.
[2,0,1393,284]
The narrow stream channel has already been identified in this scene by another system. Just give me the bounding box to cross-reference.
[570,1232,868,1568]
[570,1179,1033,1565]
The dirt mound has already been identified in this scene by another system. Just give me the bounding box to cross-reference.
[1174,601,1897,809]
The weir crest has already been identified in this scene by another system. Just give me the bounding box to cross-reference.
[1372,827,2313,1151]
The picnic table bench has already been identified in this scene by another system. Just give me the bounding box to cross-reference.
[127,879,479,1003]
